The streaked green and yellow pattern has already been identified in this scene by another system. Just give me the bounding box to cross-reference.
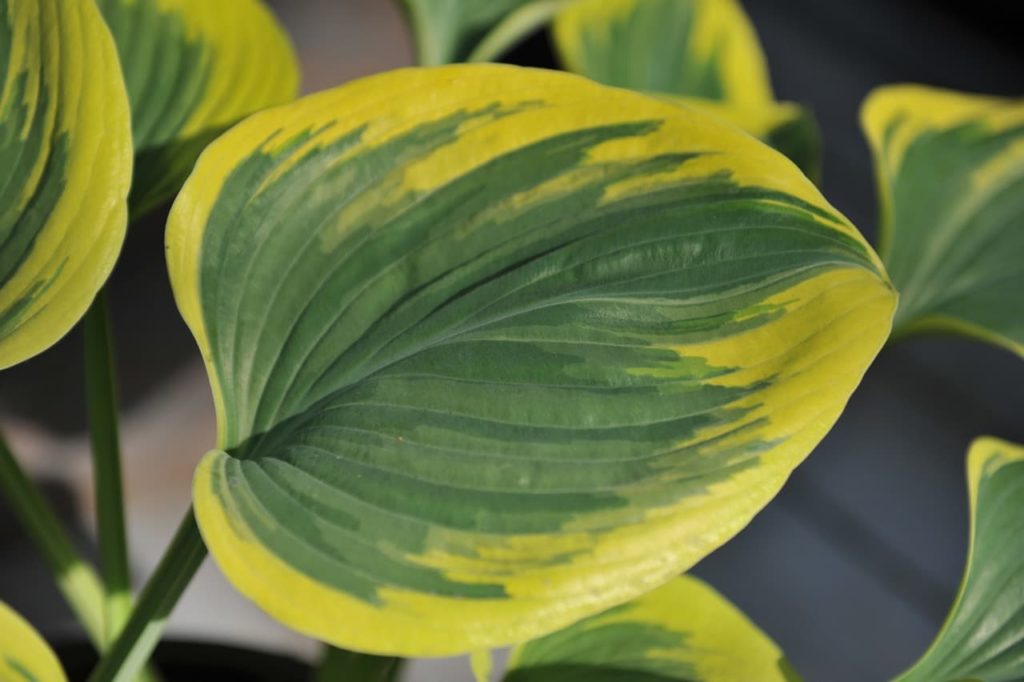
[0,0,131,369]
[553,0,821,180]
[95,0,300,218]
[659,96,821,183]
[863,85,1024,356]
[398,0,534,65]
[895,437,1024,682]
[0,601,67,682]
[505,575,799,681]
[169,64,895,656]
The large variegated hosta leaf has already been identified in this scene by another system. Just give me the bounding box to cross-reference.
[862,86,1024,357]
[0,601,67,682]
[505,576,799,681]
[168,64,895,656]
[0,0,131,369]
[552,0,821,181]
[95,0,299,218]
[895,438,1024,682]
[398,0,534,65]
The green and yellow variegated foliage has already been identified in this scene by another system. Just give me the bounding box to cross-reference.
[398,0,534,65]
[552,0,822,181]
[0,601,67,682]
[95,0,300,219]
[168,64,894,656]
[895,437,1024,682]
[0,0,131,369]
[655,95,821,185]
[505,575,799,681]
[863,86,1024,357]
[554,0,771,105]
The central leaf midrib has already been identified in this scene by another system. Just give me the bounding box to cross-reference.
[237,261,882,469]
[254,221,864,443]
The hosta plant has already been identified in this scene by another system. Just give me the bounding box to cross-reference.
[0,0,1021,681]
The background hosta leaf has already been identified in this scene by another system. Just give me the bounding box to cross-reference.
[95,0,299,219]
[0,0,131,369]
[895,437,1024,682]
[552,0,821,180]
[553,0,771,105]
[169,64,894,656]
[863,85,1024,356]
[505,575,799,682]
[0,601,67,682]
[398,0,534,65]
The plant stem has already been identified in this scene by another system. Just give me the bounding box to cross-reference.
[400,0,446,66]
[88,509,206,682]
[316,647,403,682]
[466,0,574,63]
[0,430,161,682]
[0,428,107,646]
[84,290,133,644]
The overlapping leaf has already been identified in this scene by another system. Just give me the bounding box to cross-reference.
[505,575,799,681]
[0,601,67,682]
[863,85,1024,356]
[552,0,821,180]
[554,0,771,104]
[0,0,131,369]
[316,649,402,682]
[95,0,300,218]
[168,64,894,656]
[895,437,1024,682]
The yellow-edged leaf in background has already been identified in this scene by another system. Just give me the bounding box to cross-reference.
[894,437,1024,682]
[0,601,67,682]
[552,0,822,180]
[168,64,894,656]
[863,85,1024,357]
[555,0,771,105]
[95,0,300,219]
[505,575,800,681]
[0,0,131,369]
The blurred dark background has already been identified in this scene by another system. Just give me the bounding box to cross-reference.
[1,1,1021,680]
